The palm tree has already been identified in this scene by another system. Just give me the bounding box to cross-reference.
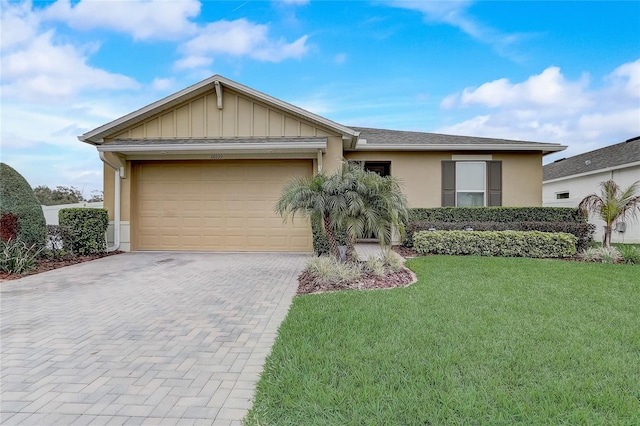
[275,173,341,258]
[578,179,640,248]
[275,162,409,259]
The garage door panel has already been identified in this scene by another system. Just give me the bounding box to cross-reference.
[135,160,312,251]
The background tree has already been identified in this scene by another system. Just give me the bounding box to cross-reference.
[33,185,85,205]
[0,163,47,247]
[87,190,104,203]
[578,179,640,248]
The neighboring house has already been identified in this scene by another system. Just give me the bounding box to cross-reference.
[42,202,104,225]
[78,75,566,252]
[543,137,640,244]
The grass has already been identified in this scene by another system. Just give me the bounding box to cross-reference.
[245,256,640,425]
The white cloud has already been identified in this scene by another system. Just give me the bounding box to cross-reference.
[1,30,139,102]
[444,66,591,113]
[334,53,347,64]
[437,60,640,150]
[41,0,200,40]
[386,0,528,58]
[0,0,39,51]
[151,78,175,92]
[176,18,309,69]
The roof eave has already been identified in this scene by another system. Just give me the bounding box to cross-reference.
[350,143,567,154]
[96,141,326,154]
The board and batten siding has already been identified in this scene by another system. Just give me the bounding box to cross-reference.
[106,88,337,141]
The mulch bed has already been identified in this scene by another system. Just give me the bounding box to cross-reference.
[0,251,124,281]
[297,267,416,295]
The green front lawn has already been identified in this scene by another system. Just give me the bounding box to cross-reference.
[245,256,640,425]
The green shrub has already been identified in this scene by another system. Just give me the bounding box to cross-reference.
[413,230,577,258]
[617,245,640,265]
[0,239,42,274]
[44,225,73,260]
[0,163,47,247]
[408,207,584,223]
[380,248,403,273]
[579,247,623,264]
[404,221,594,251]
[59,208,108,255]
[305,255,363,286]
[365,257,386,277]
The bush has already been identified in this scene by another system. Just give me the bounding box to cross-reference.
[1,213,19,242]
[617,245,640,265]
[0,163,47,247]
[59,208,108,255]
[0,239,42,274]
[305,256,363,287]
[579,247,623,264]
[380,248,403,273]
[404,221,594,252]
[364,257,386,277]
[408,207,584,223]
[413,230,577,258]
[44,225,73,259]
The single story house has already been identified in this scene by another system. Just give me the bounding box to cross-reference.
[79,75,566,252]
[543,137,640,244]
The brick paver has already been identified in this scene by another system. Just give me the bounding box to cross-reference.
[1,252,307,424]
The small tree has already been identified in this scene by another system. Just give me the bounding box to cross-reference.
[578,179,640,248]
[275,162,409,260]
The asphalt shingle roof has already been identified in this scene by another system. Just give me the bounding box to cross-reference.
[350,126,559,147]
[543,137,640,181]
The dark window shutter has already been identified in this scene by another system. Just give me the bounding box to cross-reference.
[442,161,456,206]
[487,161,502,206]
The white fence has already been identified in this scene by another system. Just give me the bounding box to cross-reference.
[41,202,104,225]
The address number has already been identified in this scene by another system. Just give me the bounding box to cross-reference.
[211,154,224,160]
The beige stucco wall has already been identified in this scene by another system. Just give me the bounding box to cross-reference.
[345,151,544,207]
[494,152,543,206]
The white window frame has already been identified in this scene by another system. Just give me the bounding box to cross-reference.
[455,161,487,207]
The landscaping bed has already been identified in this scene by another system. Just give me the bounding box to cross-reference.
[0,251,123,281]
[297,266,415,294]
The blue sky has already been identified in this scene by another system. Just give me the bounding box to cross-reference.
[1,0,639,196]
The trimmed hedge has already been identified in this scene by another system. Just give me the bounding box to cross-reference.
[0,163,47,247]
[408,207,584,223]
[404,221,594,252]
[59,208,109,255]
[413,230,577,258]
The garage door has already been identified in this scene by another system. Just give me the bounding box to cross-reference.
[134,160,313,251]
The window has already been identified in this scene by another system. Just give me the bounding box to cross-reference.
[456,162,485,206]
[556,192,569,199]
[349,161,391,177]
[363,161,390,177]
[442,161,502,207]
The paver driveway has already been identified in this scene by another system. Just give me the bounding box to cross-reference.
[1,252,308,425]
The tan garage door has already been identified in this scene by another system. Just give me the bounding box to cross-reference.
[134,160,312,251]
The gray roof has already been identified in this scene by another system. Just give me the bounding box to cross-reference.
[543,137,640,181]
[350,127,565,154]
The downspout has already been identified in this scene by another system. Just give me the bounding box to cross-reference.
[99,152,121,252]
